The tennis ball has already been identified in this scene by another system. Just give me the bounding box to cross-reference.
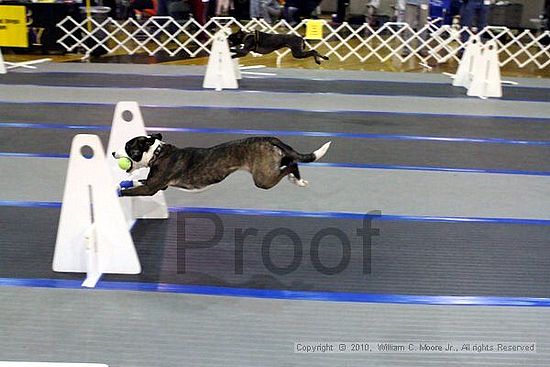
[118,157,132,171]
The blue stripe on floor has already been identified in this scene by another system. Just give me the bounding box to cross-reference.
[1,75,546,103]
[0,122,111,131]
[1,100,550,120]
[0,277,549,306]
[170,206,550,225]
[306,162,550,176]
[1,200,549,225]
[0,152,69,159]
[0,200,61,208]
[1,152,550,176]
[2,122,549,146]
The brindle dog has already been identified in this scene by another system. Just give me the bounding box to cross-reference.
[113,134,331,196]
[227,30,329,64]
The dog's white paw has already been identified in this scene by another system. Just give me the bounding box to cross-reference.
[288,174,309,187]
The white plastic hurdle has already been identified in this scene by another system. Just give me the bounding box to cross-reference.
[467,39,502,99]
[203,29,241,91]
[451,35,482,89]
[107,101,169,224]
[53,134,141,288]
[53,101,169,288]
[448,37,510,99]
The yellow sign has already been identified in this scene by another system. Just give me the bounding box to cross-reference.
[0,6,28,48]
[305,19,324,40]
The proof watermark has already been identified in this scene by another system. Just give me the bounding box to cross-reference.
[176,210,381,276]
[294,341,537,354]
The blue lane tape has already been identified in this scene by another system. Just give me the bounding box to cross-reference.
[1,122,549,146]
[0,74,546,103]
[0,200,549,225]
[0,100,549,121]
[305,162,550,177]
[0,122,111,131]
[169,206,550,226]
[0,152,69,159]
[0,277,549,306]
[0,201,61,208]
[1,151,549,176]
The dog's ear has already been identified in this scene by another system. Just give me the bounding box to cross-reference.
[150,133,163,141]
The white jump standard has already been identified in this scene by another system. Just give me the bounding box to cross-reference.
[203,29,241,91]
[53,134,141,288]
[447,36,518,99]
[53,101,168,288]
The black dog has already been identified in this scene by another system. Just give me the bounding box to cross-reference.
[227,29,329,65]
[113,134,331,196]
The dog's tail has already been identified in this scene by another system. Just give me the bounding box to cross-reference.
[310,141,332,162]
[273,139,331,163]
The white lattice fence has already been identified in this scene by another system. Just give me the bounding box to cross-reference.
[57,16,550,69]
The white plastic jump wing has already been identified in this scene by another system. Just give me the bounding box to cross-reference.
[53,134,141,286]
[453,35,482,89]
[107,101,168,221]
[203,30,239,91]
[467,39,502,99]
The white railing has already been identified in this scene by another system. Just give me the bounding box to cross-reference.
[57,16,550,69]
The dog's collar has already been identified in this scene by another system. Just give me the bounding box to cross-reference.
[148,143,164,166]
